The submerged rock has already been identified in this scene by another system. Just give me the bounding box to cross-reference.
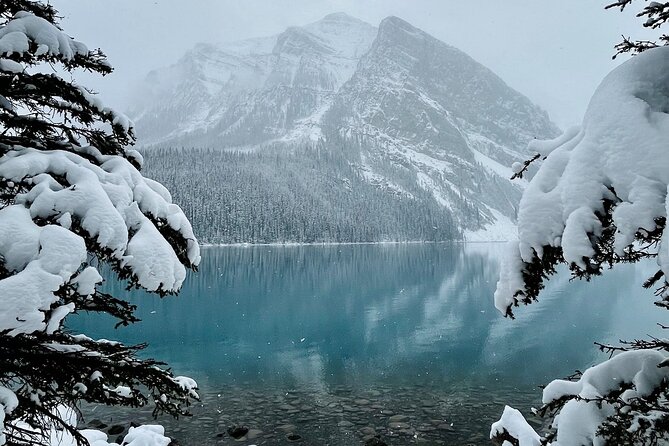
[227,425,249,439]
[286,432,302,442]
[246,428,263,440]
[388,414,408,423]
[388,421,411,430]
[359,426,377,436]
[107,425,125,435]
[87,419,107,430]
[364,436,388,446]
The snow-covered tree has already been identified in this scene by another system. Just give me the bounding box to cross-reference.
[491,5,669,445]
[0,2,199,445]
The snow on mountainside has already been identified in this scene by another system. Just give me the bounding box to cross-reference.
[131,13,377,147]
[130,13,560,243]
[325,16,559,239]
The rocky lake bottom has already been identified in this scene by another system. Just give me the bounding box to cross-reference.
[83,383,543,445]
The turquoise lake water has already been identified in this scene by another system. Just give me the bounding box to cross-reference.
[68,244,665,445]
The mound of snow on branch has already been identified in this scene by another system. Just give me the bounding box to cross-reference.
[17,413,172,446]
[542,350,669,445]
[495,45,669,313]
[491,350,669,445]
[0,11,88,61]
[490,405,541,446]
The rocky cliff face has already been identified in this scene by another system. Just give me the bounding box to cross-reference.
[131,13,560,242]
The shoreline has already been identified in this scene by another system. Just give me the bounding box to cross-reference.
[199,240,509,248]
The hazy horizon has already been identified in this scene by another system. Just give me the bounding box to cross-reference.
[51,0,655,129]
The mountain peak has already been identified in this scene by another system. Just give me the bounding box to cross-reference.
[320,12,364,23]
[378,15,426,40]
[300,13,377,60]
[304,12,376,35]
[380,15,411,26]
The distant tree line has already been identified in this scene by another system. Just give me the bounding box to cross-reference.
[142,141,461,244]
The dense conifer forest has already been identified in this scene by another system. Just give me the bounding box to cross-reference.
[143,143,464,244]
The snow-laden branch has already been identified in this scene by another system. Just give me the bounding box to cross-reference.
[492,350,669,445]
[0,10,111,72]
[0,143,200,336]
[495,45,669,316]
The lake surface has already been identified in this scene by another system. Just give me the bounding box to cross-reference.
[69,244,665,445]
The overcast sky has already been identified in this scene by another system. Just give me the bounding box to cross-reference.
[50,0,655,128]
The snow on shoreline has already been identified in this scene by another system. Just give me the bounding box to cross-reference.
[198,216,518,247]
[464,209,518,243]
[200,239,510,248]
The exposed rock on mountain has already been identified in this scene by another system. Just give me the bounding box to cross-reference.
[132,13,560,243]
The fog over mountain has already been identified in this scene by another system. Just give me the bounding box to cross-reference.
[132,13,560,244]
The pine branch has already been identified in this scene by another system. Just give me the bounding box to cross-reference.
[0,0,58,22]
[510,152,542,180]
[605,1,669,57]
[0,331,198,422]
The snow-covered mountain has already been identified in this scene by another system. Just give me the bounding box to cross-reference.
[132,13,377,147]
[130,13,560,243]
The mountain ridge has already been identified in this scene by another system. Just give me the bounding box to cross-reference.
[131,13,560,243]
